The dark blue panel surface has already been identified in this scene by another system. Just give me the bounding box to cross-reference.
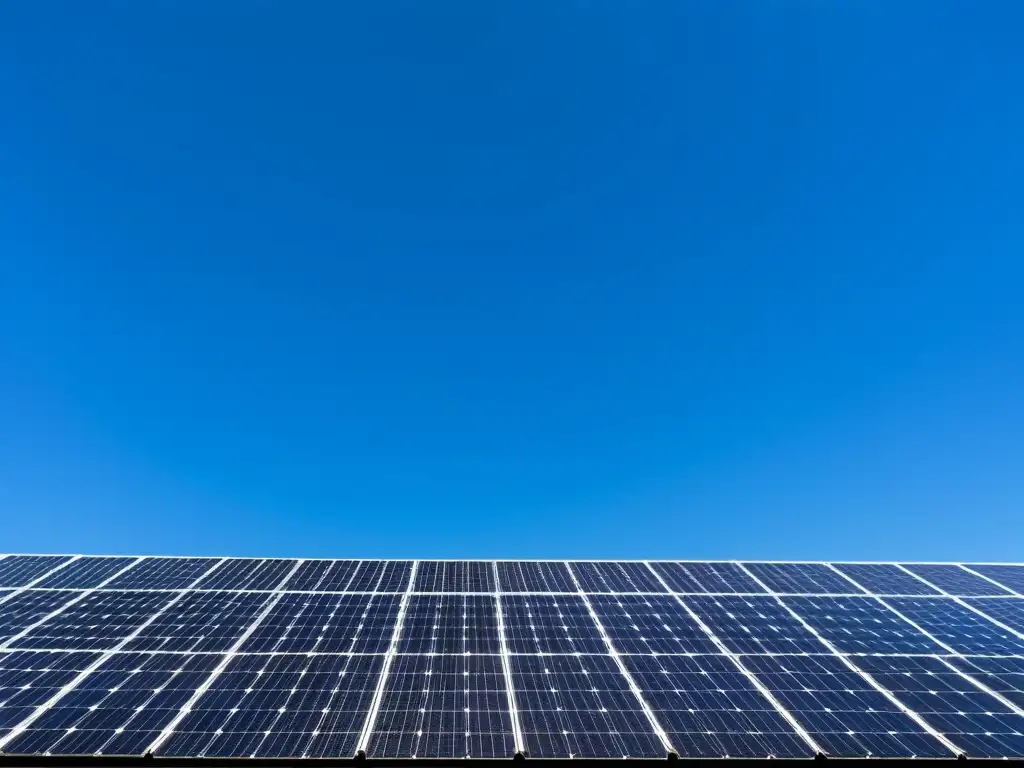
[685,595,827,655]
[157,653,385,758]
[967,565,1024,595]
[741,654,952,757]
[568,563,665,593]
[241,593,400,654]
[781,596,946,654]
[624,653,810,758]
[16,591,177,651]
[649,563,766,594]
[33,558,137,589]
[105,559,219,590]
[2,652,220,756]
[832,564,941,596]
[511,652,664,758]
[963,598,1024,636]
[902,565,1013,596]
[346,561,412,592]
[282,561,362,592]
[124,592,273,653]
[414,562,494,593]
[367,654,513,757]
[398,595,498,654]
[0,590,80,646]
[500,596,606,654]
[950,657,1024,710]
[743,563,859,595]
[496,562,575,593]
[194,559,293,591]
[855,655,1024,758]
[0,651,99,740]
[589,594,718,654]
[886,597,1024,655]
[0,557,73,588]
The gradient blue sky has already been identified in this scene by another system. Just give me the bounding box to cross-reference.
[2,2,1022,561]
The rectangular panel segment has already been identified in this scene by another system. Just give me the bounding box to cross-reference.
[398,595,499,654]
[743,563,858,595]
[0,556,73,588]
[105,559,219,590]
[123,591,276,653]
[193,559,294,591]
[34,558,137,589]
[367,654,513,757]
[496,562,575,593]
[623,653,811,757]
[650,563,766,594]
[500,595,607,654]
[588,594,718,654]
[510,653,666,757]
[685,595,828,655]
[967,565,1024,594]
[414,562,495,593]
[831,564,941,596]
[0,651,101,741]
[569,563,666,593]
[902,565,1014,596]
[780,596,946,654]
[887,597,1024,655]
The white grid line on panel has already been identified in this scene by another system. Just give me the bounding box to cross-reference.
[492,561,524,753]
[0,556,83,609]
[734,562,963,757]
[355,560,419,754]
[958,564,1024,597]
[143,558,303,755]
[827,564,1024,721]
[0,557,146,651]
[894,564,1024,644]
[642,561,824,755]
[564,562,675,756]
[0,557,228,751]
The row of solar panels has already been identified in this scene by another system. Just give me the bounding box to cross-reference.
[2,555,1023,595]
[5,590,1024,656]
[2,556,1024,760]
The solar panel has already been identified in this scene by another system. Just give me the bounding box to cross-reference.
[0,556,74,588]
[966,565,1024,595]
[2,554,1024,761]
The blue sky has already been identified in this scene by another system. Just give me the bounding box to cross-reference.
[2,2,1022,561]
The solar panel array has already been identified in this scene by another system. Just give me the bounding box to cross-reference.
[1,555,1023,759]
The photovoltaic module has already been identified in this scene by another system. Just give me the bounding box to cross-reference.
[1,555,1024,760]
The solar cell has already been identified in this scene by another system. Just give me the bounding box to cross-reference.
[950,657,1024,710]
[779,596,946,655]
[414,562,494,593]
[0,651,100,740]
[33,558,139,590]
[13,591,179,651]
[623,653,811,757]
[500,595,607,654]
[854,655,1024,757]
[831,564,942,596]
[1,652,221,756]
[123,591,276,653]
[962,598,1024,637]
[367,654,514,757]
[241,593,401,654]
[0,556,74,588]
[966,565,1024,595]
[588,594,719,654]
[105,558,221,590]
[495,562,575,593]
[568,563,666,593]
[397,595,499,654]
[683,595,828,655]
[650,562,766,594]
[194,559,295,591]
[510,652,666,757]
[155,653,385,758]
[885,597,1024,655]
[347,561,412,592]
[739,654,952,757]
[282,560,363,592]
[901,564,1014,597]
[742,563,859,595]
[0,591,81,647]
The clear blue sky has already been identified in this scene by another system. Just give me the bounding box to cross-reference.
[2,2,1022,561]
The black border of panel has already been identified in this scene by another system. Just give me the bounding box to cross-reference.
[0,761,1003,767]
